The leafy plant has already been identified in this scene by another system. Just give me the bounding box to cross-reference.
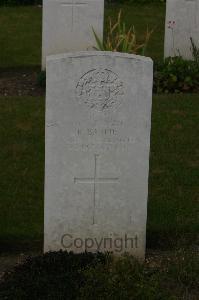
[93,10,153,55]
[79,251,199,299]
[0,251,107,300]
[154,56,199,93]
[1,251,198,299]
[79,255,168,300]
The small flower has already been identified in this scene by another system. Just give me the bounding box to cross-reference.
[168,20,176,29]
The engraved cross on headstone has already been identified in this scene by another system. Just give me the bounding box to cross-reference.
[74,154,119,225]
[61,0,87,31]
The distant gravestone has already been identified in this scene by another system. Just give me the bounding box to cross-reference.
[44,51,153,259]
[42,0,104,69]
[164,0,199,59]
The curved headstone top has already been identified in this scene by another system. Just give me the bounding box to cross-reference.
[46,51,153,62]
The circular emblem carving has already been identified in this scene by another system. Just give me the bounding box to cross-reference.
[76,69,124,112]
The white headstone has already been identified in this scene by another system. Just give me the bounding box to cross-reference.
[42,0,104,69]
[44,51,153,259]
[164,0,199,59]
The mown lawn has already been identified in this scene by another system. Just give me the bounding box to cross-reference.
[0,94,198,251]
[0,97,44,251]
[148,94,199,249]
[0,3,165,68]
[0,6,42,69]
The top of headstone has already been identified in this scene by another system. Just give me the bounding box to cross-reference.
[46,51,153,64]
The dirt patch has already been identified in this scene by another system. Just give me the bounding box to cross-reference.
[0,70,45,97]
[0,251,156,281]
[0,252,41,280]
[0,249,184,280]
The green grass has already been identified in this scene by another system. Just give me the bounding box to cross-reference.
[0,97,45,251]
[0,3,165,68]
[0,6,42,68]
[0,95,198,251]
[148,94,199,248]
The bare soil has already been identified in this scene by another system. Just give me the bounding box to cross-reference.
[0,249,176,280]
[0,70,45,97]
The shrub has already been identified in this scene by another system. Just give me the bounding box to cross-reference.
[0,251,107,300]
[154,57,199,94]
[79,250,199,299]
[79,255,169,300]
[0,250,198,299]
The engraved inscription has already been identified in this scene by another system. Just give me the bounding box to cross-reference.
[76,69,124,112]
[77,128,118,136]
[62,119,134,152]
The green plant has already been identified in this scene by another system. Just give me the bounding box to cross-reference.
[93,10,153,55]
[0,251,107,300]
[1,251,198,299]
[79,255,168,300]
[154,56,199,93]
[79,251,199,299]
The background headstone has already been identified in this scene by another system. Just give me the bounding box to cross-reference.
[44,51,153,259]
[42,0,104,69]
[164,0,199,59]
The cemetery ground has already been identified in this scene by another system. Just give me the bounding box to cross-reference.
[0,2,198,299]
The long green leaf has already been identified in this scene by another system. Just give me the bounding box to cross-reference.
[92,27,105,51]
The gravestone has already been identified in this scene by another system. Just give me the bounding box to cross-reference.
[44,51,153,259]
[164,0,199,59]
[42,0,104,69]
